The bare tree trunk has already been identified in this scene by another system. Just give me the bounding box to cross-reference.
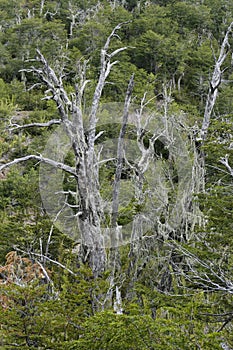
[106,75,134,298]
[200,21,233,141]
[111,75,134,237]
[2,23,129,278]
[40,0,45,16]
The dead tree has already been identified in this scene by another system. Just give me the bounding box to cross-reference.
[0,23,128,277]
[0,22,204,294]
[167,23,233,297]
[200,21,233,141]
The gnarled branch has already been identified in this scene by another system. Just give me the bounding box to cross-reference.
[9,119,61,131]
[0,155,76,176]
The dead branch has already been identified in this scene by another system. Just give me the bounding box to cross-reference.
[9,119,61,131]
[87,23,129,162]
[0,155,76,176]
[169,241,233,294]
[219,154,233,177]
[13,247,77,276]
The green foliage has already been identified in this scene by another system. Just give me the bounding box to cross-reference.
[196,116,233,267]
[0,263,110,349]
[0,0,233,347]
[169,2,212,32]
[67,309,222,349]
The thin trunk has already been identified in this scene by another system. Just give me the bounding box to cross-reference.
[40,0,45,16]
[108,75,134,277]
[200,22,233,141]
[111,74,134,232]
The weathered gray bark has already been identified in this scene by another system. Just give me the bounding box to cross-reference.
[1,23,128,277]
[40,0,45,16]
[9,119,61,131]
[107,74,134,280]
[0,155,75,176]
[220,154,233,177]
[200,21,233,141]
[111,74,134,233]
